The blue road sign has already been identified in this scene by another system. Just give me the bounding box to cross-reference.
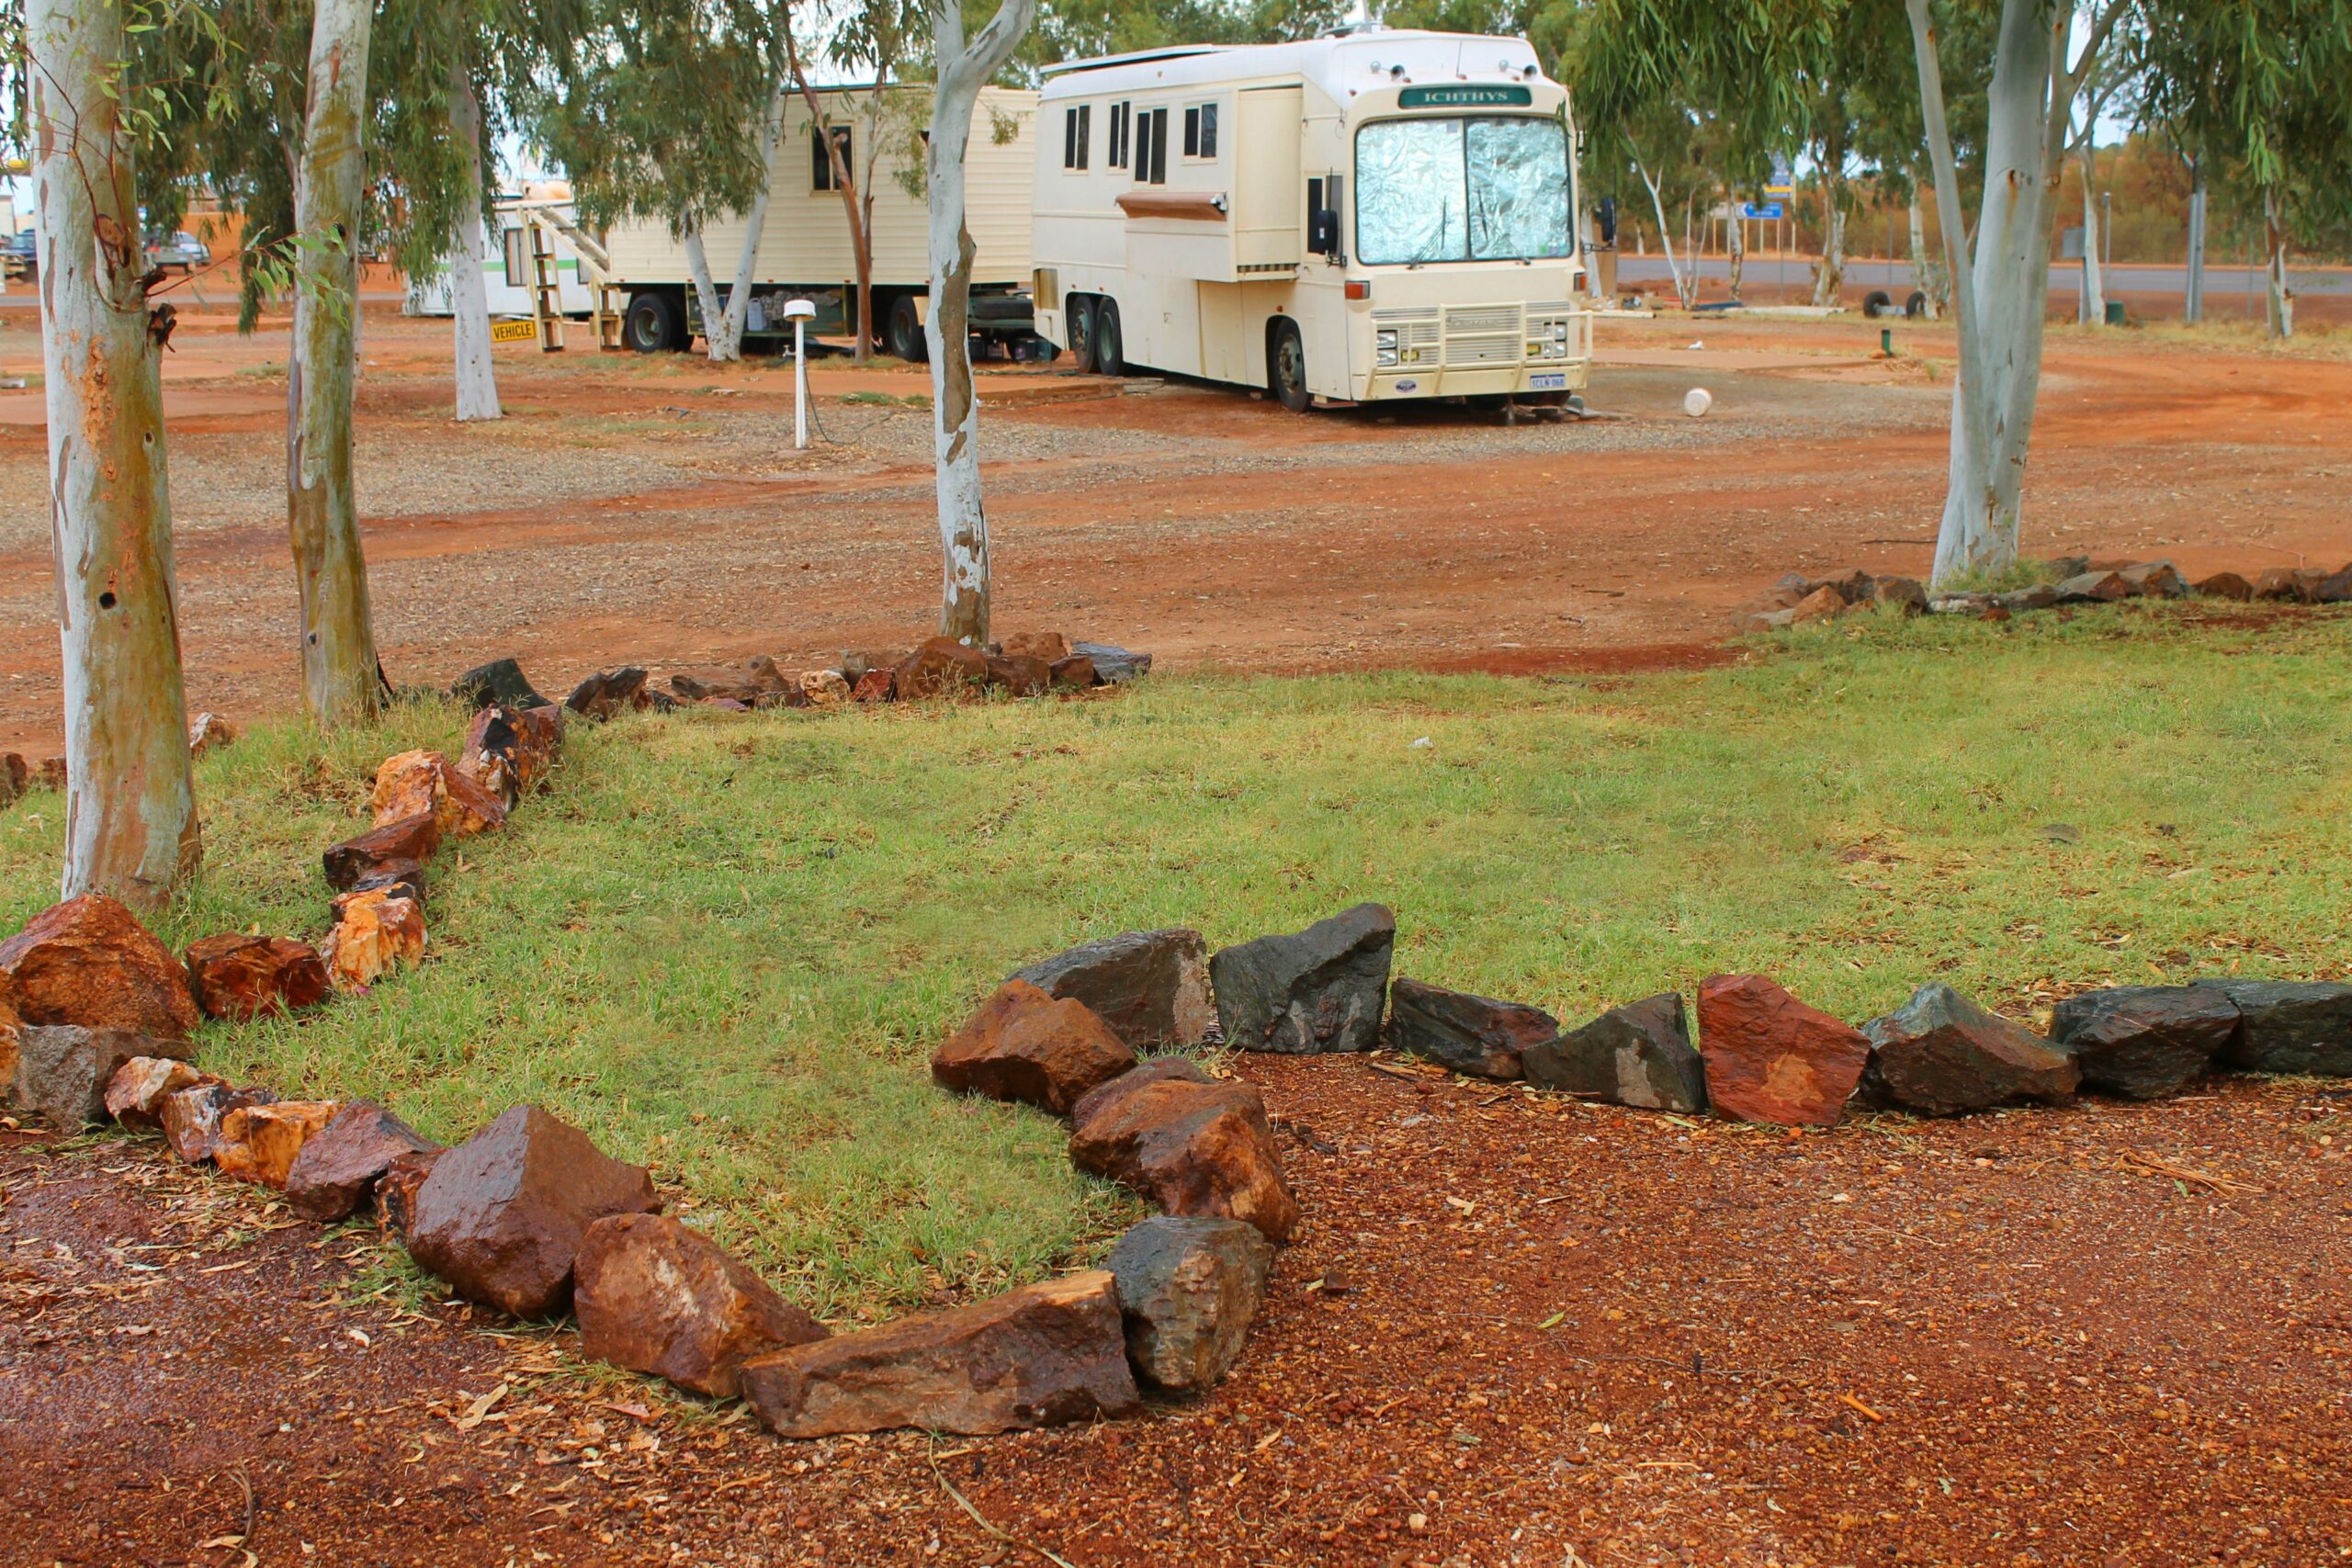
[1740,202,1784,221]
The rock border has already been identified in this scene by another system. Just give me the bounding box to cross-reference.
[8,659,2347,1448]
[1731,556,2352,632]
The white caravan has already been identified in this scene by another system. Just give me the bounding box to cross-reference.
[1032,27,1592,411]
[405,195,600,318]
[599,85,1041,359]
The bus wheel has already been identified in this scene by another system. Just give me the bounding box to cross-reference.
[1269,320,1311,412]
[1066,294,1097,374]
[888,294,928,363]
[1093,299,1125,377]
[624,291,683,354]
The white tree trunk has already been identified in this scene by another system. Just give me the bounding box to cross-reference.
[1906,182,1946,318]
[684,91,787,364]
[1811,168,1847,307]
[2079,141,2106,324]
[288,0,383,723]
[1908,0,2062,585]
[449,64,502,422]
[925,0,1038,645]
[2263,185,2294,339]
[1634,159,1695,310]
[1727,204,1744,301]
[29,0,201,907]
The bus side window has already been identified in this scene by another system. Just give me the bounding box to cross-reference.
[1064,105,1091,171]
[501,226,526,282]
[1109,102,1129,169]
[1134,108,1167,185]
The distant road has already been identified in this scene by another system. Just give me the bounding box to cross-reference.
[1612,254,2352,301]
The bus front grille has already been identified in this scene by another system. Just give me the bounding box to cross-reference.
[1444,305,1523,366]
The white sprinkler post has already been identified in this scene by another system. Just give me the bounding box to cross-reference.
[785,298,817,448]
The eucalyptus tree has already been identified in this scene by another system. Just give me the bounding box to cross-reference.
[536,0,784,361]
[788,0,922,365]
[924,0,1038,645]
[139,0,484,722]
[18,0,204,903]
[2132,0,2352,338]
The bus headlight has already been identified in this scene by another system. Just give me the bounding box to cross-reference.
[1375,328,1399,367]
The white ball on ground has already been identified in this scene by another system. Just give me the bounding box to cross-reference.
[1683,387,1713,418]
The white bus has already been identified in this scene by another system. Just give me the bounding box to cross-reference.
[1031,27,1592,412]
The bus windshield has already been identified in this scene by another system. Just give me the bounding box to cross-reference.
[1353,116,1572,266]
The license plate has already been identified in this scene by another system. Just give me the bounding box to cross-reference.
[1530,372,1566,390]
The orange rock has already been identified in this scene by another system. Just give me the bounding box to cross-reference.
[932,979,1135,1114]
[185,932,332,1021]
[370,750,509,838]
[459,704,562,802]
[215,1100,342,1188]
[1001,631,1069,662]
[892,637,989,701]
[105,1055,215,1127]
[320,890,425,992]
[0,894,201,1037]
[1696,974,1870,1127]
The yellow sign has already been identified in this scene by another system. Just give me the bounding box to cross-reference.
[490,319,538,344]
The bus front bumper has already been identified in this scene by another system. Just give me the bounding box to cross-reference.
[1360,359,1590,400]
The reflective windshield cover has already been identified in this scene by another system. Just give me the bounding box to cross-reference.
[1355,115,1571,265]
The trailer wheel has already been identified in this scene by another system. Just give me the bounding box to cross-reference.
[887,294,928,363]
[1269,319,1310,413]
[624,291,684,354]
[1862,288,1894,319]
[1905,289,1929,319]
[1093,299,1125,377]
[1066,294,1098,374]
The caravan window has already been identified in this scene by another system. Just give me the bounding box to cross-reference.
[1063,105,1091,171]
[501,226,526,283]
[1108,102,1130,168]
[1132,107,1169,185]
[1353,116,1570,265]
[812,124,853,192]
[1182,102,1218,160]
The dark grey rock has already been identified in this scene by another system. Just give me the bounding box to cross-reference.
[1867,576,1927,614]
[2053,570,2132,604]
[2197,980,2352,1077]
[1209,904,1394,1055]
[564,667,649,721]
[2119,560,2188,598]
[1103,1215,1274,1391]
[1069,641,1152,684]
[1521,993,1705,1112]
[451,657,549,712]
[1012,929,1213,1051]
[12,1026,194,1128]
[2048,986,2237,1099]
[1860,983,2078,1115]
[1995,584,2058,612]
[1383,978,1554,1080]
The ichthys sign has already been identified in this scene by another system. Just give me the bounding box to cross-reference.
[1397,85,1532,108]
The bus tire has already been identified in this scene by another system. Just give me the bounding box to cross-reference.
[888,293,928,363]
[1093,299,1125,377]
[1269,319,1311,412]
[1066,293,1097,374]
[624,291,684,354]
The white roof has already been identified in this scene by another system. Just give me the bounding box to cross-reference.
[1036,28,1552,107]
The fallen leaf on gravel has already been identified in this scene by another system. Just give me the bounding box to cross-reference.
[454,1382,510,1431]
[1444,1196,1476,1215]
[1840,1393,1886,1423]
[596,1400,654,1422]
[1537,1311,1565,1330]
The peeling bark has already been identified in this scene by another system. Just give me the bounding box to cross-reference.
[2079,140,2105,324]
[449,63,502,422]
[30,0,201,906]
[287,0,383,723]
[925,0,1037,646]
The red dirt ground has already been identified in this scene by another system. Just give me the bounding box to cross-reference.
[1,308,2348,755]
[6,1064,2348,1567]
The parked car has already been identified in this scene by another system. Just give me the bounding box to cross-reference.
[3,230,36,280]
[144,230,211,272]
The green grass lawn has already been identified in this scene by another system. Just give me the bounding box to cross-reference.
[4,604,2347,1319]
